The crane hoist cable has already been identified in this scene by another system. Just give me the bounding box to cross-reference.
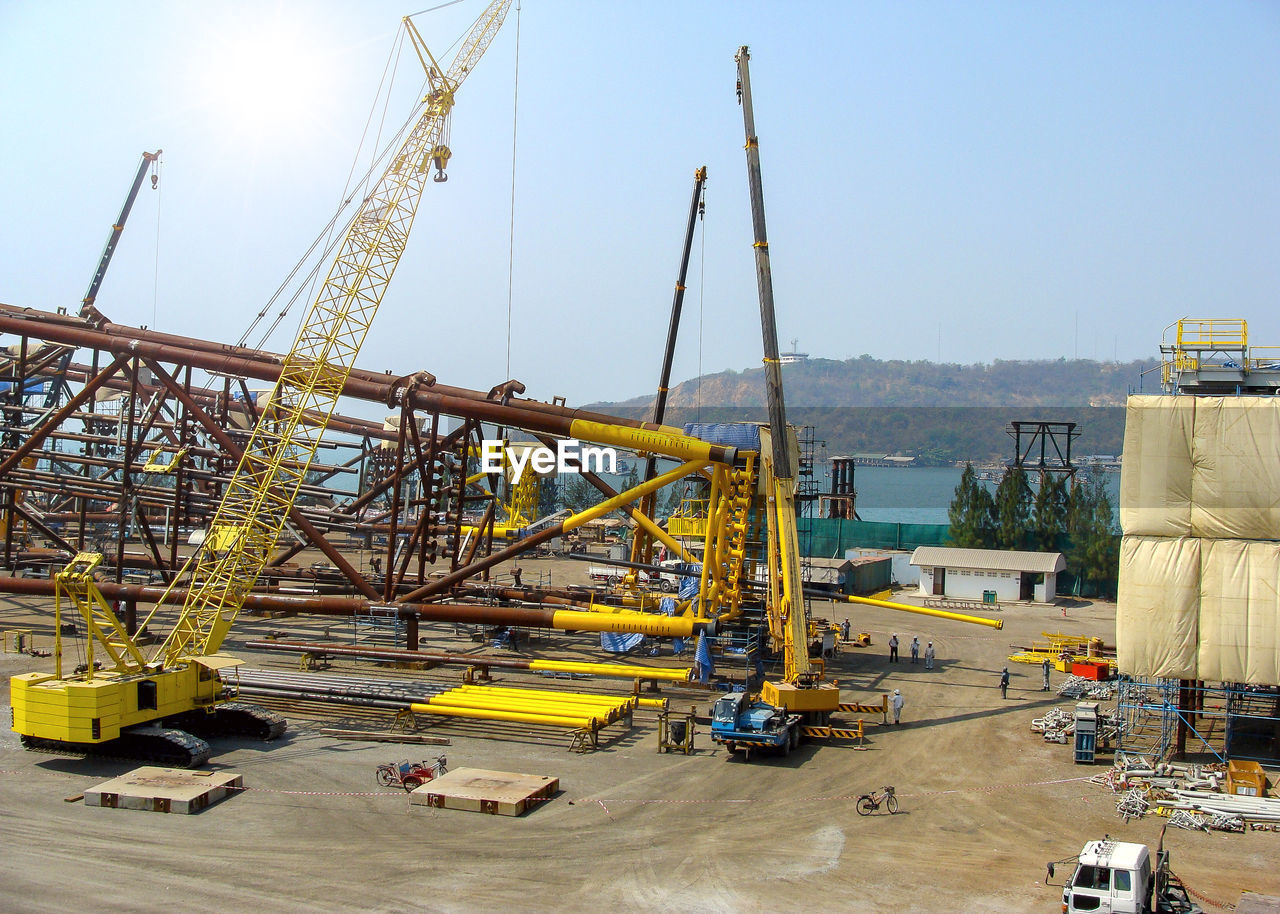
[504,0,522,379]
[234,29,417,352]
[139,1,513,665]
[232,2,480,357]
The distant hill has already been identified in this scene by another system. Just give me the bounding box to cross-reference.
[585,357,1155,463]
[593,356,1156,410]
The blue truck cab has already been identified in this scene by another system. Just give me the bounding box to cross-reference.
[709,692,802,757]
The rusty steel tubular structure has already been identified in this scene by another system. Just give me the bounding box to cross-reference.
[0,301,737,641]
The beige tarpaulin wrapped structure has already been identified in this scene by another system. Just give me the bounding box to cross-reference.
[1116,536,1200,678]
[1118,395,1280,685]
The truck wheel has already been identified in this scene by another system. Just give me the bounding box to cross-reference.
[789,722,801,750]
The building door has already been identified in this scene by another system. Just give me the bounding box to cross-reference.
[932,567,946,596]
[1020,573,1034,601]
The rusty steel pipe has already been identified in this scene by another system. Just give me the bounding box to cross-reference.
[0,576,711,635]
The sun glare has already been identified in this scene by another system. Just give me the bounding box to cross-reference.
[199,21,328,139]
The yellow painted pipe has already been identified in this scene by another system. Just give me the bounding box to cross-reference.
[567,420,735,465]
[427,690,623,716]
[525,659,692,682]
[455,685,634,706]
[548,609,697,637]
[420,692,608,716]
[634,696,669,710]
[620,504,698,565]
[410,701,595,730]
[561,460,704,534]
[453,689,636,716]
[839,593,1004,630]
[423,695,620,724]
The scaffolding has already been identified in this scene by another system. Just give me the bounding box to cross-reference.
[1117,676,1280,767]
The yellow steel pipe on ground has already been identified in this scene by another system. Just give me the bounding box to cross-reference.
[524,659,692,682]
[421,697,618,726]
[409,701,597,730]
[455,685,636,707]
[450,692,636,719]
[634,696,669,710]
[425,694,610,719]
[837,593,1004,630]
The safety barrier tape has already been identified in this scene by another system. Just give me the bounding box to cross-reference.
[0,769,1102,805]
[1174,874,1236,911]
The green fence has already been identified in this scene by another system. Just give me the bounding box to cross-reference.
[797,518,950,557]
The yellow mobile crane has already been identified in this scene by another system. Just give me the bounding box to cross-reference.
[10,3,511,766]
[714,49,1003,744]
[733,47,839,717]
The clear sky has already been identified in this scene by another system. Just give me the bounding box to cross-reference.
[1,1,1277,409]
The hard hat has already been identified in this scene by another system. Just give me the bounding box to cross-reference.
[893,689,900,695]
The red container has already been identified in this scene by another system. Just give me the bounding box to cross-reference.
[1072,661,1102,681]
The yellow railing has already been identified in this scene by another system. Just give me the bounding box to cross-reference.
[1176,318,1247,349]
[667,497,709,537]
[1249,346,1280,369]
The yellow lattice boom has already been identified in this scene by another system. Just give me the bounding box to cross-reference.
[154,2,512,667]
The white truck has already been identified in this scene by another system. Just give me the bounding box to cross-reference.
[1059,834,1201,914]
[586,565,651,587]
[586,562,686,593]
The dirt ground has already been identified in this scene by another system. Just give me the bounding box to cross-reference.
[1,557,1276,913]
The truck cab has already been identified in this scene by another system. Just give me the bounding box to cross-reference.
[708,692,801,756]
[1062,840,1152,913]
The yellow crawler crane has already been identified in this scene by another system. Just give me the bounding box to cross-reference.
[10,3,512,766]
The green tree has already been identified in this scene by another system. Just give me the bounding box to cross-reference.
[993,465,1032,550]
[1065,471,1120,597]
[948,463,995,548]
[1029,473,1069,552]
[560,475,601,513]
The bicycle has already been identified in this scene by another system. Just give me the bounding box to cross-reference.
[856,784,898,816]
[375,754,448,791]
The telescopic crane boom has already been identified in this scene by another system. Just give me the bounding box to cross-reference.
[80,150,162,325]
[735,46,838,714]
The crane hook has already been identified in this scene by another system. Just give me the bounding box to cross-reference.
[431,145,452,183]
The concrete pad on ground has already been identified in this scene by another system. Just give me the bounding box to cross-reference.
[410,767,557,816]
[84,766,242,814]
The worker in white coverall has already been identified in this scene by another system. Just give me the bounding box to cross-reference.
[891,688,904,725]
[924,641,935,670]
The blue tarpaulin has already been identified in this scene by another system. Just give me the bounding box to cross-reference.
[682,423,761,452]
[600,631,645,653]
[694,634,715,683]
[660,597,684,655]
[677,563,702,601]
